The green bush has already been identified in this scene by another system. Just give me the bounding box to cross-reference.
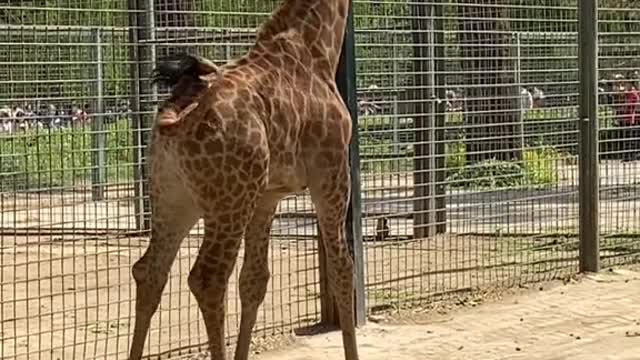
[446,141,466,170]
[0,119,133,191]
[446,145,562,189]
[447,159,525,188]
[522,146,560,185]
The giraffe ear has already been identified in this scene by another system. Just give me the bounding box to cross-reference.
[156,102,200,127]
[156,107,180,127]
[152,53,220,87]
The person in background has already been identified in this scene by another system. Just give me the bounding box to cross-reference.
[532,87,545,108]
[0,107,13,133]
[632,70,640,92]
[616,78,639,161]
[613,73,626,107]
[520,87,533,113]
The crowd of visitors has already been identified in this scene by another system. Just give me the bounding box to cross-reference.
[0,100,131,134]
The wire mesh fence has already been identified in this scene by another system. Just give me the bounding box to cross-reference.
[598,3,640,267]
[357,0,584,311]
[0,0,637,359]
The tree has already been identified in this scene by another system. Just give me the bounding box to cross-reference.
[458,0,522,163]
[154,0,196,59]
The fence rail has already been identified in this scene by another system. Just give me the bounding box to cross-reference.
[1,1,639,359]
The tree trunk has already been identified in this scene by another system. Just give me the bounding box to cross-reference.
[458,0,522,163]
[155,0,196,59]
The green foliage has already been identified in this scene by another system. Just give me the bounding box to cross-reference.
[195,0,273,29]
[1,0,128,27]
[446,146,562,189]
[0,0,627,192]
[359,114,562,189]
[445,111,464,125]
[522,146,560,185]
[359,135,413,174]
[0,0,130,98]
[353,1,409,29]
[447,158,526,189]
[446,107,568,185]
[599,1,640,77]
[522,106,616,128]
[0,119,133,191]
[447,106,613,126]
[446,141,466,170]
[4,0,635,101]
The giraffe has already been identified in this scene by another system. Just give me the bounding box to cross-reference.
[128,0,360,359]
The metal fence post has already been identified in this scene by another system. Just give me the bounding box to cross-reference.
[127,0,156,231]
[91,28,106,202]
[578,0,600,272]
[335,0,366,327]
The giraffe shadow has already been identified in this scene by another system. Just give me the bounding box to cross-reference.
[294,322,341,337]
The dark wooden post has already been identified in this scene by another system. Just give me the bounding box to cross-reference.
[411,1,446,238]
[127,0,197,232]
[578,0,600,272]
[127,0,152,231]
[320,0,367,327]
[458,0,522,163]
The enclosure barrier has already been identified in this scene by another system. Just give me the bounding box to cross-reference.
[1,1,639,359]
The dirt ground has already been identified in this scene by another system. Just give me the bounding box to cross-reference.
[254,268,640,360]
[1,232,591,360]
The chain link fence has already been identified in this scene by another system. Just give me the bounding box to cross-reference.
[0,1,637,359]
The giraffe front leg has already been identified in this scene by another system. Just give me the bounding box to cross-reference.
[234,193,282,360]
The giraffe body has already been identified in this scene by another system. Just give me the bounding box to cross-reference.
[128,1,360,359]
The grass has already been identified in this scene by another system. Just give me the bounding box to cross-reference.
[0,119,134,191]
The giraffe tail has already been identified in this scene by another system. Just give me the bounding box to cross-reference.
[151,53,220,87]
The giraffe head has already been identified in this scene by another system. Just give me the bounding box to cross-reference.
[152,53,221,127]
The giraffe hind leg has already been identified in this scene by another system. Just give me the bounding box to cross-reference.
[188,205,261,359]
[188,165,269,359]
[234,192,283,360]
[129,175,199,360]
[307,153,360,360]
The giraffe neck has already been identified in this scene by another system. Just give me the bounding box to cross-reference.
[257,0,350,77]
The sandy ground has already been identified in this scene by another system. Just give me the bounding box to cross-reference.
[2,232,608,360]
[254,268,640,360]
